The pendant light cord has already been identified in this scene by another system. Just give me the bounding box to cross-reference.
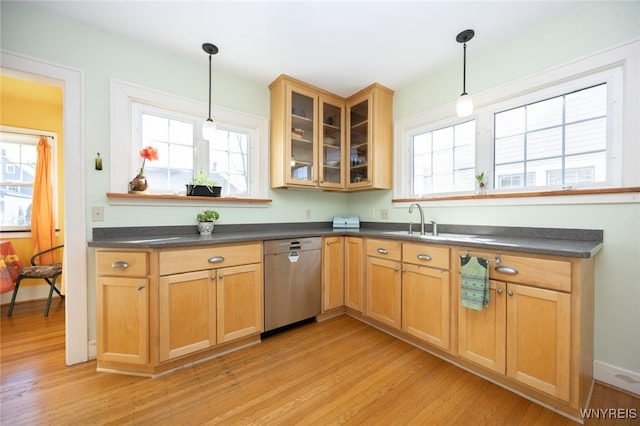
[208,52,212,120]
[462,42,467,95]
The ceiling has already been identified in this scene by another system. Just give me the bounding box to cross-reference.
[23,0,578,97]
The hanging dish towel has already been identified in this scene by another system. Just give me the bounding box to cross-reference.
[460,255,489,311]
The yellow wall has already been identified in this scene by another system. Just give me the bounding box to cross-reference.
[0,75,64,267]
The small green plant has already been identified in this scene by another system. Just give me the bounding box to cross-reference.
[475,172,485,183]
[196,209,219,223]
[191,169,219,187]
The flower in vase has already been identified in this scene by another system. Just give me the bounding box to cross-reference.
[138,146,159,175]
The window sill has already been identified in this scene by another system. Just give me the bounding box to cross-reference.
[393,187,640,204]
[106,192,272,207]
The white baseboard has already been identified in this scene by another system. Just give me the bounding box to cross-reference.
[594,360,640,396]
[0,284,52,305]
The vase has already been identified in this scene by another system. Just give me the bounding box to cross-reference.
[476,183,487,195]
[129,174,148,193]
[197,222,215,235]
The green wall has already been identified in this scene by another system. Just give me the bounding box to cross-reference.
[2,1,639,377]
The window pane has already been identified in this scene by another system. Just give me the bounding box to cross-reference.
[527,128,562,160]
[495,135,524,164]
[527,97,563,131]
[566,84,606,123]
[411,120,475,195]
[494,83,607,189]
[211,128,249,196]
[495,108,524,138]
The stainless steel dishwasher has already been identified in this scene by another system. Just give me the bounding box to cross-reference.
[263,237,322,332]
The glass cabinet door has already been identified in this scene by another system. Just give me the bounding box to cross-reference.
[348,97,371,187]
[288,87,317,185]
[319,97,344,188]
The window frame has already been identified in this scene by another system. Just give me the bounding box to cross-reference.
[394,39,639,205]
[0,127,59,232]
[110,79,268,203]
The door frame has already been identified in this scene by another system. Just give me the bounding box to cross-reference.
[2,50,88,365]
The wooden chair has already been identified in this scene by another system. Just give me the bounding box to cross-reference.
[7,245,64,317]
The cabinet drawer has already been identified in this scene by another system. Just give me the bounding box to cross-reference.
[403,243,450,270]
[159,242,262,276]
[491,254,571,292]
[366,238,402,261]
[96,251,148,277]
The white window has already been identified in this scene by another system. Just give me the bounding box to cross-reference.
[394,40,636,202]
[111,80,268,200]
[494,84,607,190]
[411,120,475,195]
[0,129,57,231]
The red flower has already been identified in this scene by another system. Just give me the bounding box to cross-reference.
[138,146,158,175]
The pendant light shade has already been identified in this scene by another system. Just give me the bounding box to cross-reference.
[456,29,475,118]
[202,42,218,140]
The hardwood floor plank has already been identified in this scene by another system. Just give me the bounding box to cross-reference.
[2,301,639,425]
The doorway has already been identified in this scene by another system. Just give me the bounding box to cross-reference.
[1,51,87,365]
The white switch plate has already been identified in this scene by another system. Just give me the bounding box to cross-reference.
[91,206,104,222]
[380,209,389,220]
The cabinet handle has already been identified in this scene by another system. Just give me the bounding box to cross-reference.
[417,254,432,261]
[137,284,145,291]
[112,261,129,269]
[394,267,400,272]
[508,290,514,297]
[377,248,389,255]
[219,274,224,279]
[496,288,503,295]
[208,256,225,264]
[495,265,518,275]
[211,275,217,281]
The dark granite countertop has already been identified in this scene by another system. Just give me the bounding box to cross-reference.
[89,222,603,258]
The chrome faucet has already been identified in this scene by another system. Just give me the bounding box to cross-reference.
[408,203,425,235]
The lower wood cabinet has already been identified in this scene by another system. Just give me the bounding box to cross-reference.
[457,250,579,406]
[322,236,345,312]
[159,270,216,362]
[96,250,150,365]
[216,263,263,343]
[96,242,263,375]
[365,239,402,329]
[344,237,364,312]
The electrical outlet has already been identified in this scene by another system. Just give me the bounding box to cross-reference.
[305,209,311,219]
[370,208,375,219]
[380,209,389,220]
[91,206,104,222]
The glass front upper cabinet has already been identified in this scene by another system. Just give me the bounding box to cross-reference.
[288,87,317,186]
[319,96,344,189]
[348,97,371,187]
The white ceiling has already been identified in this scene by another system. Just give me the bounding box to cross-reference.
[25,0,578,96]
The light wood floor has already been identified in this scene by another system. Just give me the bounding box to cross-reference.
[1,300,638,425]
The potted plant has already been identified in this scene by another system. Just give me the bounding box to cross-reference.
[475,172,487,195]
[196,209,219,235]
[186,169,222,197]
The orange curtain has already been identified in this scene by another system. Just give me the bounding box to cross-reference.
[31,137,56,265]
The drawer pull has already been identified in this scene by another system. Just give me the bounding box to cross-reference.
[496,288,503,295]
[208,256,225,264]
[112,261,129,269]
[417,254,432,261]
[496,265,518,275]
[377,248,389,255]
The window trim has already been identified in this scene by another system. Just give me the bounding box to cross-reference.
[394,39,640,205]
[110,79,269,204]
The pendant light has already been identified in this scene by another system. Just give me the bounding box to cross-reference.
[202,42,219,141]
[456,29,475,117]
